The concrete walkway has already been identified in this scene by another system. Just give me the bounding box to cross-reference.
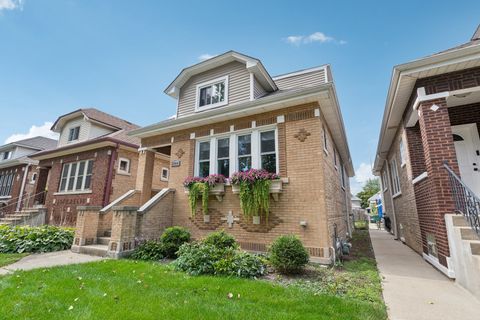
[370,228,480,320]
[0,250,104,275]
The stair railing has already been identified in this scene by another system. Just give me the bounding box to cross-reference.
[0,190,47,216]
[444,163,480,237]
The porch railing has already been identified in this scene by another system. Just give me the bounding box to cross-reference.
[444,163,480,238]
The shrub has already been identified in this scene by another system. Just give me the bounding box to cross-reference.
[130,241,164,261]
[203,230,237,249]
[0,225,74,253]
[269,235,309,274]
[214,251,266,278]
[174,243,227,275]
[160,226,191,258]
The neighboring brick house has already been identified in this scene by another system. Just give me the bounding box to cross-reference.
[0,137,57,218]
[30,108,170,226]
[72,51,354,262]
[373,26,480,297]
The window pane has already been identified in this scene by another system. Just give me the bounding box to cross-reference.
[217,138,229,158]
[238,135,251,156]
[76,161,85,190]
[238,156,252,172]
[68,163,77,191]
[261,154,276,173]
[199,142,210,160]
[260,131,275,153]
[218,159,229,177]
[199,162,210,178]
[84,161,93,190]
[199,86,212,107]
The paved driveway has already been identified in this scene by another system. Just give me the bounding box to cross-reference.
[370,229,480,320]
[0,250,104,275]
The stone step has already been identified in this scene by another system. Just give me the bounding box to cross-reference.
[460,227,480,241]
[104,230,112,237]
[97,237,111,245]
[470,241,480,256]
[452,215,469,227]
[76,244,108,257]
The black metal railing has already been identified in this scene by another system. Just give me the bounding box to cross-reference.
[444,163,480,237]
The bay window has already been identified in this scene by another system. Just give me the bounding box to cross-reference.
[59,160,93,193]
[195,127,278,178]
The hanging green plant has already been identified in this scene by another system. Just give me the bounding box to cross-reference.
[183,175,226,217]
[231,169,278,223]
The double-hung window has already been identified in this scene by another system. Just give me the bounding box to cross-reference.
[0,172,14,196]
[59,160,93,192]
[399,137,407,167]
[68,126,80,142]
[389,158,401,196]
[196,76,228,111]
[195,127,278,178]
[382,170,388,191]
[198,141,211,178]
[2,151,12,160]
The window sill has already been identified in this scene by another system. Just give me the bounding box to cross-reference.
[54,190,93,196]
[117,171,131,176]
[334,165,338,171]
[401,162,406,168]
[392,192,402,199]
[195,101,228,112]
[0,196,12,200]
[161,177,169,182]
[412,172,428,185]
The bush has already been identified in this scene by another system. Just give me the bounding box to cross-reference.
[203,230,237,249]
[269,235,309,274]
[130,241,164,261]
[174,243,228,275]
[0,225,74,253]
[160,226,191,258]
[214,251,266,278]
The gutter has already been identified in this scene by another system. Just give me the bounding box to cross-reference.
[16,163,31,212]
[103,144,118,207]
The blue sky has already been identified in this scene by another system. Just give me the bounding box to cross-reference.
[1,0,479,194]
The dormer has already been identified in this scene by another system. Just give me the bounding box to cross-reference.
[51,108,132,147]
[165,51,277,118]
[0,137,57,165]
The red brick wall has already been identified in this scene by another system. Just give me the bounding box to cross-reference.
[405,124,426,178]
[448,102,480,135]
[0,164,26,214]
[40,147,114,226]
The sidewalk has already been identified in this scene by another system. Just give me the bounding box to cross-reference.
[0,250,104,275]
[370,228,480,320]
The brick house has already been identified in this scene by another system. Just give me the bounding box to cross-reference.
[373,26,480,297]
[72,51,354,262]
[0,137,57,221]
[30,108,170,226]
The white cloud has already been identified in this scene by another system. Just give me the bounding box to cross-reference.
[198,53,217,61]
[350,162,376,195]
[0,0,23,11]
[5,122,59,144]
[284,31,346,46]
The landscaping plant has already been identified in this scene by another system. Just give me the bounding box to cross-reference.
[183,174,226,216]
[269,235,309,274]
[230,169,279,222]
[130,240,165,261]
[0,225,74,253]
[160,226,191,258]
[202,230,237,249]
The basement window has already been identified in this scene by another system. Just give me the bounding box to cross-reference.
[118,158,131,175]
[161,168,169,181]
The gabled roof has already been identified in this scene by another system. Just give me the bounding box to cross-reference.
[0,136,57,153]
[373,25,480,174]
[165,51,277,98]
[51,108,137,133]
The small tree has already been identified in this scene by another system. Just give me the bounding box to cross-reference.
[356,178,380,209]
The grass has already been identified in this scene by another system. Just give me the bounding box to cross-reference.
[0,258,385,320]
[354,220,369,230]
[0,253,28,268]
[272,230,386,317]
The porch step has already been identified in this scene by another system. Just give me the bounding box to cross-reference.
[104,230,111,237]
[470,241,480,256]
[452,215,469,227]
[76,244,108,257]
[97,237,111,245]
[460,227,480,241]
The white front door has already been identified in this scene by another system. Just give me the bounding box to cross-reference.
[451,124,480,196]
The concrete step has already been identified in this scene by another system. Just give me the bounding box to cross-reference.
[452,215,469,227]
[470,241,480,256]
[97,237,111,245]
[103,230,112,237]
[76,244,108,257]
[460,227,480,241]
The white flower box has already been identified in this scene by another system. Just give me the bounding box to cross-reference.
[184,183,225,202]
[231,180,282,201]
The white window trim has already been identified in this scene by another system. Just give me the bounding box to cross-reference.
[322,125,329,155]
[382,170,388,192]
[117,157,131,175]
[399,137,407,168]
[195,75,229,112]
[68,126,81,143]
[389,157,401,197]
[161,167,169,181]
[30,172,37,184]
[194,125,279,177]
[58,159,93,193]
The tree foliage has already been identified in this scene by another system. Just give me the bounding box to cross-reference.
[356,178,380,209]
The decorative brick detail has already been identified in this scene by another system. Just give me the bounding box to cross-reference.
[286,109,315,122]
[234,121,252,131]
[256,116,276,127]
[175,148,185,159]
[238,242,266,252]
[306,247,325,257]
[189,208,224,230]
[194,129,210,138]
[238,213,283,233]
[294,128,311,142]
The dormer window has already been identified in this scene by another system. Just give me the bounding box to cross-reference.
[196,76,228,111]
[2,151,12,160]
[68,126,80,142]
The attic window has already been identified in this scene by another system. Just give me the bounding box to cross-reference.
[68,126,80,142]
[2,151,12,160]
[196,76,228,111]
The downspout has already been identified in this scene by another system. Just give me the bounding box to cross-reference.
[17,163,31,212]
[103,145,118,207]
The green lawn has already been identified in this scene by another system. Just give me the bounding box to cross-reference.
[0,253,28,268]
[0,259,386,320]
